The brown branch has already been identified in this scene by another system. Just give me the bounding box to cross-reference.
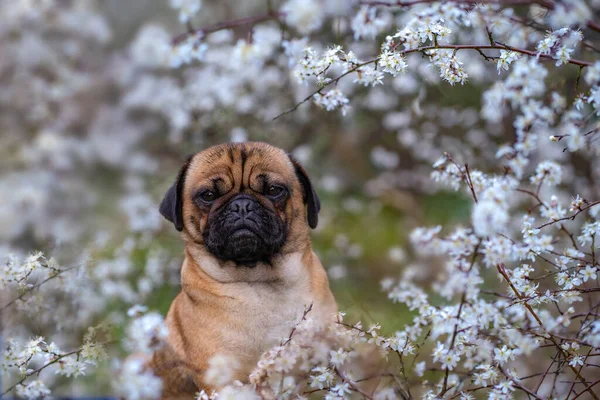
[464,164,478,203]
[536,200,600,229]
[2,340,114,397]
[281,302,313,347]
[273,58,377,120]
[588,21,600,34]
[572,378,600,400]
[334,367,374,400]
[1,265,81,311]
[496,264,599,400]
[533,351,560,392]
[498,366,545,400]
[568,347,594,397]
[361,0,600,34]
[361,0,552,6]
[172,12,282,45]
[439,242,480,396]
[274,43,593,120]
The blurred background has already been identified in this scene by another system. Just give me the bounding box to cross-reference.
[4,0,594,396]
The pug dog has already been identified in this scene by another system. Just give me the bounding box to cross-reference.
[151,142,337,399]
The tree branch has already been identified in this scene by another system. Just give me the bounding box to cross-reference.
[360,0,600,34]
[274,43,592,120]
[1,265,81,311]
[172,12,282,45]
[496,264,599,400]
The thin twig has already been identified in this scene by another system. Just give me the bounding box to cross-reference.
[496,264,599,400]
[360,0,600,34]
[2,340,114,396]
[273,43,593,120]
[536,200,600,229]
[439,242,480,396]
[172,12,282,45]
[572,378,600,400]
[1,265,81,311]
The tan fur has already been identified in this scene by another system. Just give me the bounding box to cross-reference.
[151,143,337,399]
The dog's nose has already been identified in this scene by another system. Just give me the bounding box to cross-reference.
[229,197,256,216]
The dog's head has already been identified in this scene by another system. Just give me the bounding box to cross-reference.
[159,142,320,266]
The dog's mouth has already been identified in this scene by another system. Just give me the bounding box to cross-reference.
[203,198,287,266]
[221,228,265,265]
[230,228,259,251]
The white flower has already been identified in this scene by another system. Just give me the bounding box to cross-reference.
[378,51,407,76]
[80,342,107,366]
[353,65,384,87]
[114,357,163,400]
[554,46,573,66]
[497,50,519,74]
[330,382,352,397]
[127,304,149,317]
[588,86,600,115]
[474,365,498,387]
[580,265,597,282]
[414,361,426,377]
[432,341,445,362]
[309,367,335,389]
[329,348,350,367]
[16,380,51,400]
[204,354,240,387]
[371,146,399,169]
[531,161,562,186]
[351,6,389,40]
[427,49,468,85]
[126,312,169,354]
[273,350,296,373]
[282,0,324,35]
[548,1,591,28]
[585,61,600,85]
[169,0,202,24]
[56,355,86,377]
[440,351,460,370]
[494,380,514,394]
[570,195,585,212]
[169,36,208,68]
[493,345,513,365]
[569,355,584,367]
[218,385,260,400]
[314,89,350,115]
[536,34,556,55]
[388,247,406,263]
[472,200,509,238]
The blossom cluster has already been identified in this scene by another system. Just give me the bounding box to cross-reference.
[1,324,109,399]
[113,306,169,400]
[193,308,418,400]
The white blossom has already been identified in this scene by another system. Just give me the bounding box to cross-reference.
[472,200,508,238]
[282,0,323,35]
[169,0,202,24]
[126,312,169,354]
[16,380,51,400]
[351,6,389,40]
[114,356,163,400]
[314,89,350,115]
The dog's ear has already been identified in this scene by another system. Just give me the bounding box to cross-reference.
[160,155,194,232]
[289,155,321,229]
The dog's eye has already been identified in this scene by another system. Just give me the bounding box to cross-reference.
[266,185,284,197]
[199,190,216,203]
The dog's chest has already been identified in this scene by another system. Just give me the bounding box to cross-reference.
[233,281,312,347]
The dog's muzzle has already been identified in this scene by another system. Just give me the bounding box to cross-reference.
[204,195,286,265]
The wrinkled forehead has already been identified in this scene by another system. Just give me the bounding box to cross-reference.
[186,143,295,185]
